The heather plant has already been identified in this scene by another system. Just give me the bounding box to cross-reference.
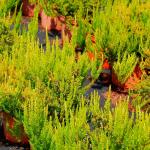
[0,8,23,54]
[131,65,150,113]
[89,91,150,150]
[89,0,150,63]
[45,38,102,115]
[90,5,130,63]
[130,90,150,113]
[23,85,51,150]
[77,0,99,19]
[72,18,88,50]
[39,0,73,17]
[11,8,22,32]
[0,92,24,121]
[91,4,104,33]
[23,89,150,150]
[0,15,102,125]
[39,0,59,16]
[23,93,90,150]
[59,0,97,20]
[0,21,14,54]
[28,8,39,39]
[0,42,27,121]
[143,49,150,70]
[0,1,150,149]
[0,17,46,121]
[57,0,79,17]
[139,4,150,27]
[91,9,111,50]
[71,3,91,50]
[113,52,138,84]
[113,0,150,56]
[29,0,38,3]
[0,0,19,17]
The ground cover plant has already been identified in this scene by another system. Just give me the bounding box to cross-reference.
[23,90,150,150]
[112,52,138,85]
[0,0,19,17]
[0,21,14,54]
[0,0,150,149]
[0,12,101,123]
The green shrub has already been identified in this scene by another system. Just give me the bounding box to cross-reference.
[0,21,14,54]
[23,90,150,150]
[130,73,150,113]
[0,0,19,17]
[113,52,138,84]
[0,17,101,124]
[23,92,90,150]
[40,0,58,16]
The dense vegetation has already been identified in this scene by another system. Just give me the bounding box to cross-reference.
[0,0,150,149]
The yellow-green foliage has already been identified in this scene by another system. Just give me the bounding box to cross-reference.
[23,90,150,150]
[0,14,101,122]
[29,0,37,4]
[24,92,90,150]
[0,21,14,54]
[89,0,150,63]
[113,52,138,84]
[0,1,150,149]
[129,49,150,112]
[0,0,19,17]
[144,49,150,69]
[90,93,150,150]
[131,74,150,113]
